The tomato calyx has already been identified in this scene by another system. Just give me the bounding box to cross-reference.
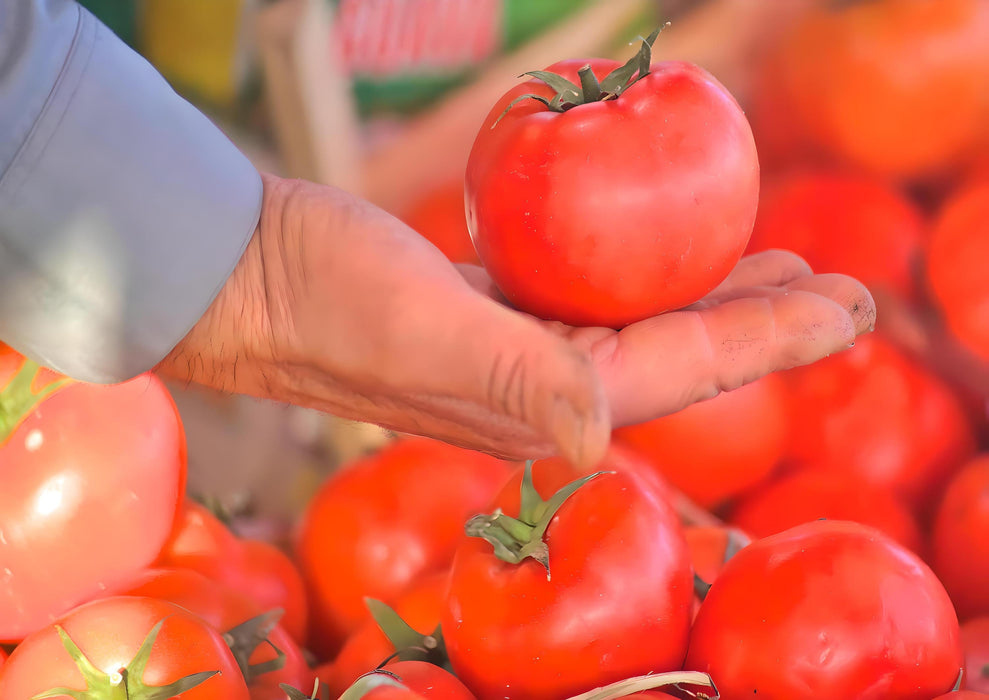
[283,671,405,700]
[566,671,717,700]
[32,619,218,700]
[364,598,450,670]
[492,23,671,126]
[0,357,71,443]
[222,608,287,683]
[465,460,610,577]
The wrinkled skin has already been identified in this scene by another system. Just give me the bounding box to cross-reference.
[157,171,876,470]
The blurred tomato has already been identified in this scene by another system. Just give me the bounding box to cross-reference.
[401,180,479,264]
[730,470,922,553]
[318,571,448,697]
[119,567,315,697]
[932,455,989,620]
[781,333,974,510]
[686,520,962,699]
[960,617,989,692]
[0,347,186,643]
[614,374,788,509]
[747,171,925,301]
[158,500,309,646]
[776,0,989,179]
[927,180,989,361]
[295,437,512,658]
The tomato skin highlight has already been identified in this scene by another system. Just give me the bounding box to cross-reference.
[295,438,512,658]
[467,58,759,328]
[442,457,692,700]
[686,520,962,700]
[0,596,250,699]
[614,373,788,509]
[0,349,186,643]
[932,455,989,621]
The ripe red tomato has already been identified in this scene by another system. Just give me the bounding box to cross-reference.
[747,171,926,302]
[157,500,309,645]
[0,347,186,643]
[614,373,788,508]
[781,333,975,510]
[960,617,989,692]
[729,470,922,553]
[927,181,989,361]
[0,596,249,699]
[443,456,692,699]
[118,568,315,696]
[400,180,479,265]
[295,437,512,658]
[686,520,962,699]
[932,455,989,620]
[319,572,448,697]
[466,40,759,327]
[776,0,989,178]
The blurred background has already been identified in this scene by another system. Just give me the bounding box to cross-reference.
[78,0,989,539]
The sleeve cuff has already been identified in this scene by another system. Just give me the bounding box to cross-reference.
[0,7,262,383]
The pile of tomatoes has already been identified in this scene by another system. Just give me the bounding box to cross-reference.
[3,1,989,698]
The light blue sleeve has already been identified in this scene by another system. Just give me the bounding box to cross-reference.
[0,0,263,383]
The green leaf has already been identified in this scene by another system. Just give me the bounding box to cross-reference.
[491,93,552,128]
[522,70,581,98]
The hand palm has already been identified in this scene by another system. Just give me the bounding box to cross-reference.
[160,176,875,468]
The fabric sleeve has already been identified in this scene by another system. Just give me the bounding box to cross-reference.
[0,0,263,383]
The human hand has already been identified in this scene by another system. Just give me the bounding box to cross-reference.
[157,174,875,468]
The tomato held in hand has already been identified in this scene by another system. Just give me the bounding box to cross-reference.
[747,170,926,302]
[443,457,692,700]
[729,470,922,553]
[686,520,962,699]
[0,596,249,699]
[157,500,309,646]
[781,333,975,510]
[932,455,989,620]
[927,181,989,362]
[615,373,788,509]
[295,437,512,658]
[0,347,186,643]
[466,31,759,328]
[777,0,989,178]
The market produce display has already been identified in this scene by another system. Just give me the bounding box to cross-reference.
[3,1,989,698]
